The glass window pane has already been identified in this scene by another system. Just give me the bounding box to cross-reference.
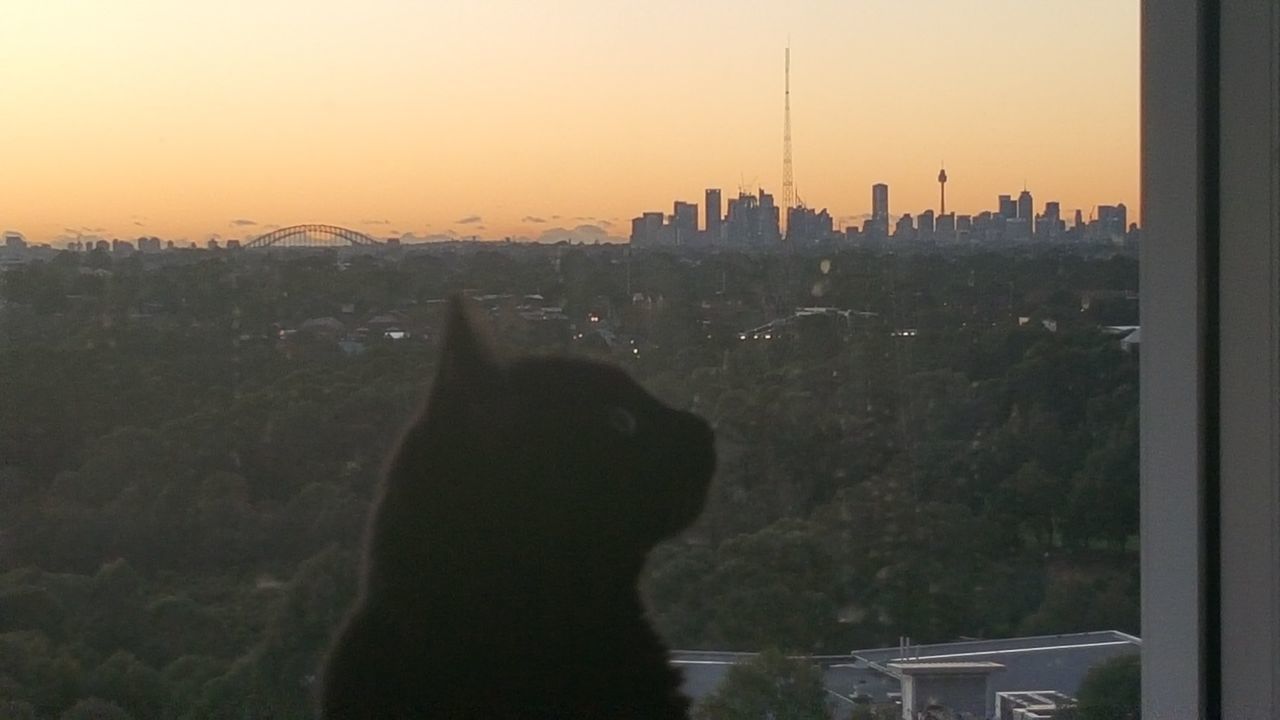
[0,3,1140,719]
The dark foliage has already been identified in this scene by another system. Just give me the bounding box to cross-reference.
[0,244,1139,717]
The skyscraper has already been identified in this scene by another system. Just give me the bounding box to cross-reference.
[871,183,890,239]
[726,191,759,244]
[758,190,781,243]
[1016,189,1034,240]
[1038,201,1062,239]
[1017,190,1033,223]
[1097,204,1128,240]
[673,201,698,244]
[705,188,722,240]
[643,212,665,245]
[872,183,889,222]
[998,194,1017,219]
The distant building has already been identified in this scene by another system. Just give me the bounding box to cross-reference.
[936,212,956,239]
[299,316,346,341]
[726,192,758,244]
[629,217,645,246]
[917,209,935,235]
[705,188,722,240]
[721,189,781,245]
[786,205,834,243]
[629,196,721,245]
[112,238,135,254]
[1037,202,1063,240]
[1016,190,1034,240]
[998,194,1017,219]
[629,211,666,247]
[1097,204,1128,242]
[137,236,162,253]
[1006,217,1031,242]
[672,201,698,245]
[3,231,26,251]
[894,213,915,240]
[870,181,890,238]
[758,190,781,243]
[673,631,1139,720]
[870,183,890,220]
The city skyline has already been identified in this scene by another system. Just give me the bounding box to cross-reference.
[630,178,1133,248]
[6,173,1136,249]
[1,1,1138,245]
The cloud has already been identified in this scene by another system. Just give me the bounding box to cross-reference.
[362,218,391,225]
[598,219,614,228]
[399,230,459,244]
[535,224,626,245]
[521,216,547,223]
[230,218,257,227]
[551,215,562,220]
[455,215,482,225]
[82,226,107,233]
[838,214,873,224]
[133,221,146,227]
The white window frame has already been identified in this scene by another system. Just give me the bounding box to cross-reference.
[1141,0,1280,717]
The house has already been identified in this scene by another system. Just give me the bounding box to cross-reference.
[670,630,1140,719]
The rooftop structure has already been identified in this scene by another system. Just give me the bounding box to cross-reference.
[671,631,1140,719]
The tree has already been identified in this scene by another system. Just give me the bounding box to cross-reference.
[1076,653,1140,720]
[85,651,168,720]
[0,700,38,720]
[59,698,134,720]
[694,648,830,720]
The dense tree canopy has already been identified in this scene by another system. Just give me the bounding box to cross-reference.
[0,243,1139,717]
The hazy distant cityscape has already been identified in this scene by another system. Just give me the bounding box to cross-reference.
[1,177,1137,261]
[631,176,1136,249]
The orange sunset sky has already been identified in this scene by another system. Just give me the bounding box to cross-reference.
[0,1,1138,245]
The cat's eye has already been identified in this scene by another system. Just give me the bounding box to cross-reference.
[608,407,638,436]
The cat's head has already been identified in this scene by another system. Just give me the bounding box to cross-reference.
[423,297,715,552]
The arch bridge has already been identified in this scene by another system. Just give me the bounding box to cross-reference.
[245,224,383,249]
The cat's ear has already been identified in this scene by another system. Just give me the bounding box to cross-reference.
[427,296,509,430]
[436,295,499,386]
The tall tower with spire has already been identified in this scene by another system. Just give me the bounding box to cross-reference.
[781,45,794,235]
[938,164,948,216]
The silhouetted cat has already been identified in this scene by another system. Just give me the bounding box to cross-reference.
[320,297,715,719]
